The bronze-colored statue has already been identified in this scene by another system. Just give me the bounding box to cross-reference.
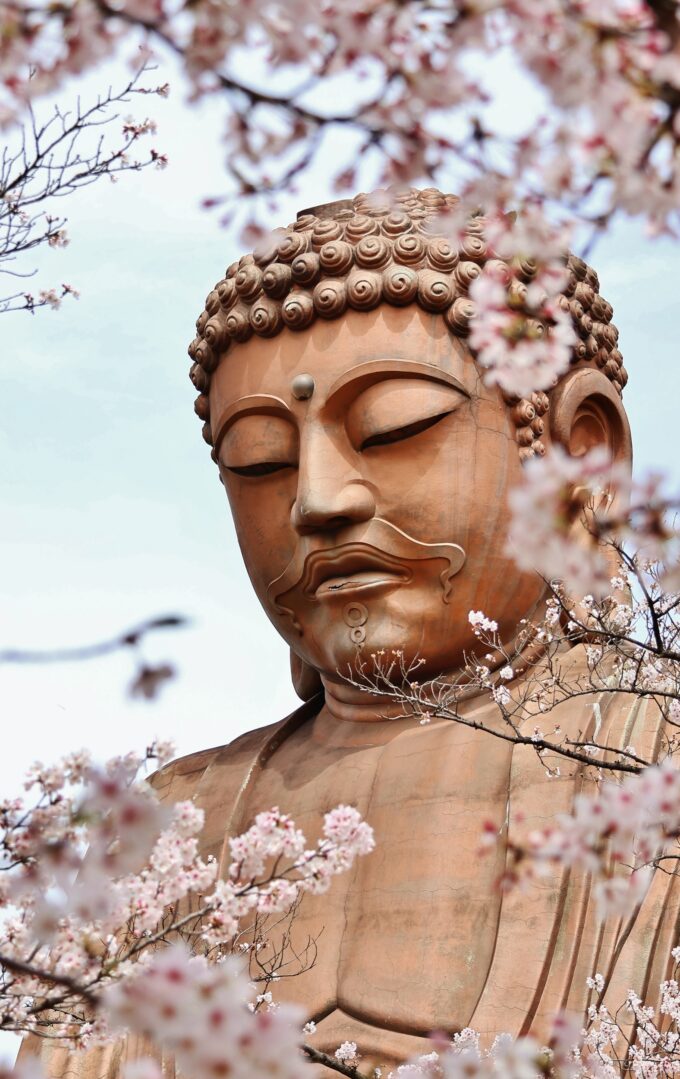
[24,189,676,1077]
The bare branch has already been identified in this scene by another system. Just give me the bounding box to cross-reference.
[302,1043,369,1079]
[0,615,186,665]
[0,63,168,314]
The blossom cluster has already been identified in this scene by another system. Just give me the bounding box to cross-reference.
[3,0,680,251]
[0,64,169,315]
[386,990,680,1079]
[507,444,616,599]
[507,445,680,598]
[0,744,373,1077]
[204,803,374,944]
[5,1,680,405]
[1,743,209,1034]
[104,944,307,1079]
[492,758,680,918]
[468,216,577,398]
[390,1026,561,1079]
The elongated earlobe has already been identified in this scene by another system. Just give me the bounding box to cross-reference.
[550,367,632,470]
[550,368,633,584]
[290,649,323,701]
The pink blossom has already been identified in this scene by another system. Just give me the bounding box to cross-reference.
[504,758,680,917]
[38,288,61,310]
[104,943,307,1079]
[469,263,576,399]
[492,685,511,707]
[335,1040,360,1064]
[391,1030,544,1079]
[323,804,374,855]
[228,807,307,880]
[4,0,680,240]
[507,445,616,598]
[468,611,499,634]
[1,742,373,1048]
[47,229,69,248]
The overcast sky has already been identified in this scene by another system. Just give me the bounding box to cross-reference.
[1,38,680,1064]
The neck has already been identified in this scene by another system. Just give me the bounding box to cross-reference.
[321,675,417,723]
[320,665,490,723]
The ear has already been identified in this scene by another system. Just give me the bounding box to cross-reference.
[550,369,632,586]
[549,367,632,480]
[290,649,324,701]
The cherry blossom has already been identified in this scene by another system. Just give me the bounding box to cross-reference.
[491,758,680,918]
[0,743,373,1058]
[469,264,577,399]
[4,10,680,1076]
[334,1041,360,1065]
[469,611,499,634]
[390,1028,545,1079]
[507,444,680,604]
[104,944,307,1079]
[3,0,680,251]
[507,445,616,598]
[387,987,680,1079]
[227,803,374,899]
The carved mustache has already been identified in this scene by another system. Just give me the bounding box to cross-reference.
[267,517,466,625]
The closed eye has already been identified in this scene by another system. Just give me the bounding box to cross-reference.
[226,461,295,477]
[360,411,452,451]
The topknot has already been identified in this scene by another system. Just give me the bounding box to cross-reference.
[189,187,627,465]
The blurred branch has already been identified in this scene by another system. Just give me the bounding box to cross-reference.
[0,615,186,665]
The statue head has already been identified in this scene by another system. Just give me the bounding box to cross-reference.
[188,188,632,710]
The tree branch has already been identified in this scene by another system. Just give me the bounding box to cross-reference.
[0,615,186,665]
[302,1043,369,1079]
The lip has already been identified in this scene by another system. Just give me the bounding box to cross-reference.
[315,569,408,598]
[301,545,412,599]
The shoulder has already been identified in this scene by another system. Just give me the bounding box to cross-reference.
[149,719,285,802]
[149,693,323,806]
[148,694,323,864]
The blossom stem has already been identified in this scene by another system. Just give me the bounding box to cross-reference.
[302,1042,369,1079]
[0,952,97,1006]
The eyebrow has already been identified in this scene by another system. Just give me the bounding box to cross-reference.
[325,359,471,404]
[213,394,293,454]
[213,361,470,452]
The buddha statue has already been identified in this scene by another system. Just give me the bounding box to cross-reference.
[21,188,677,1077]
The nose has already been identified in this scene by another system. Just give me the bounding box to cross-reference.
[292,482,375,534]
[291,429,376,535]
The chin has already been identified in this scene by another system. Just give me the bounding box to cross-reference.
[282,582,474,685]
[299,619,453,689]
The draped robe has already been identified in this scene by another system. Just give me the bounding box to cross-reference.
[19,648,680,1076]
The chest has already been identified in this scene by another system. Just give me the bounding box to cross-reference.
[238,714,513,1031]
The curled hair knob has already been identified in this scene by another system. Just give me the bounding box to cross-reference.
[383,264,419,306]
[347,269,382,310]
[319,240,354,275]
[262,263,292,298]
[291,252,321,286]
[250,297,283,337]
[282,290,315,329]
[418,269,453,312]
[313,278,347,319]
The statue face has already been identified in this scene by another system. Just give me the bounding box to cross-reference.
[210,306,545,686]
